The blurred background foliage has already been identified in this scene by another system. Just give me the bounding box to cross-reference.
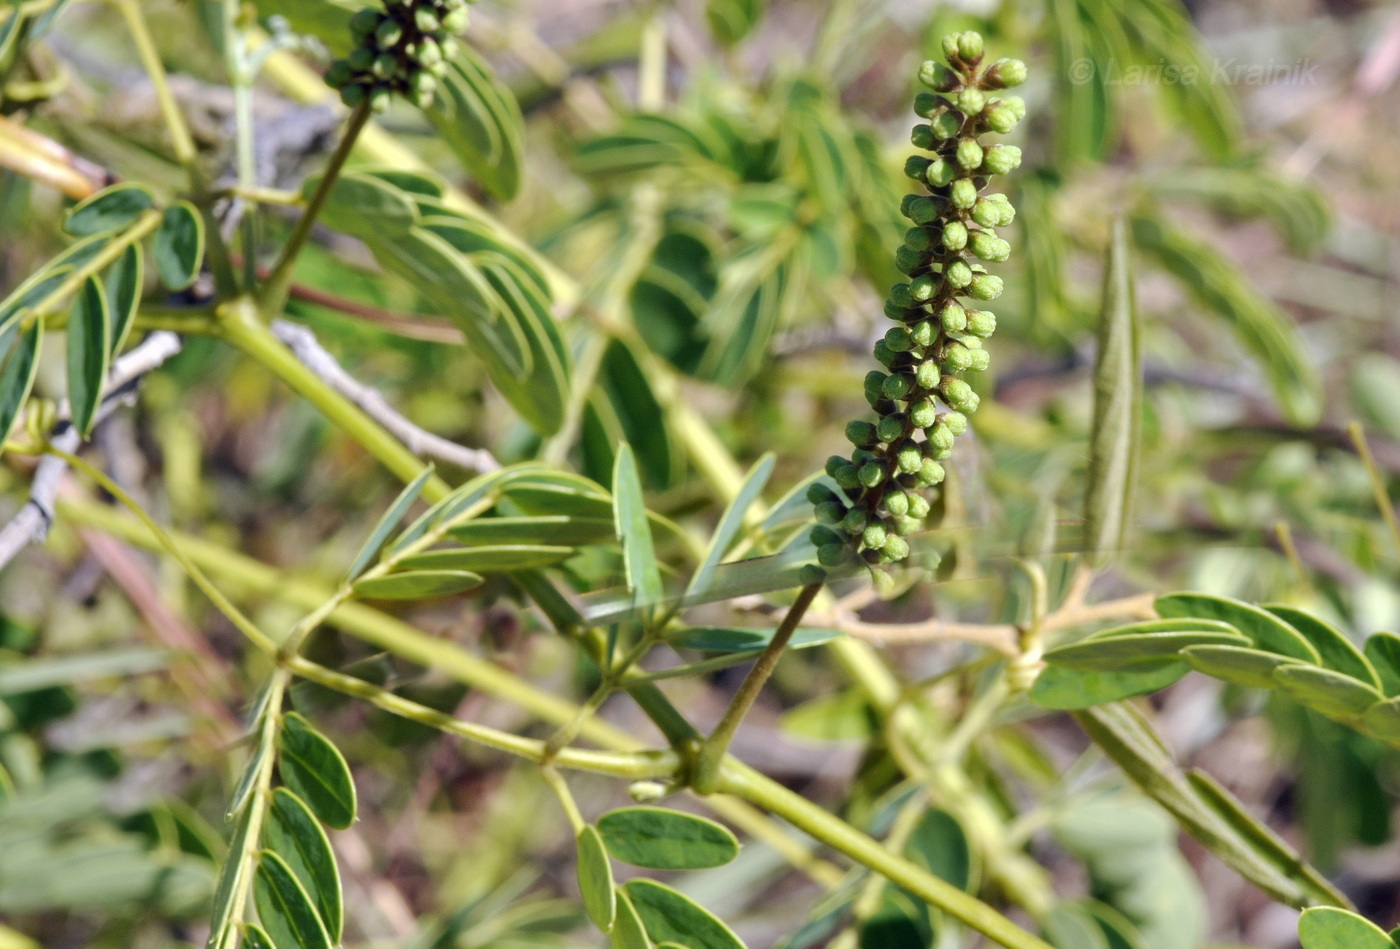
[1,0,1399,947]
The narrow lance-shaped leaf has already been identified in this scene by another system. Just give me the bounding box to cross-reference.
[352,569,483,600]
[277,712,357,830]
[0,321,43,459]
[613,443,663,620]
[104,244,142,357]
[253,850,333,949]
[264,788,343,941]
[345,464,434,581]
[687,452,774,598]
[66,275,110,438]
[1083,217,1141,566]
[206,801,258,949]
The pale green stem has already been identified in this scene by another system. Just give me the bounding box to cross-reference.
[19,211,163,330]
[114,0,196,167]
[1348,421,1400,559]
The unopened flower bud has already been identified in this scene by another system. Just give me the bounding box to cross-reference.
[957,87,986,115]
[957,31,985,63]
[825,455,850,477]
[372,53,397,79]
[904,227,935,252]
[877,414,906,443]
[982,104,1018,134]
[883,373,915,400]
[919,59,959,92]
[965,310,996,337]
[340,83,367,107]
[883,534,911,560]
[348,45,375,71]
[930,111,962,140]
[414,7,440,31]
[862,522,888,549]
[929,422,955,452]
[872,339,898,367]
[969,231,1010,262]
[819,543,853,566]
[942,220,968,251]
[442,6,470,32]
[799,563,828,585]
[325,59,354,88]
[811,525,843,547]
[911,124,936,149]
[894,247,924,276]
[982,58,1027,88]
[915,359,940,388]
[349,8,381,38]
[370,87,392,113]
[940,301,968,333]
[893,515,923,535]
[924,158,956,187]
[917,459,947,486]
[913,92,940,117]
[835,464,862,490]
[956,138,984,170]
[885,492,910,516]
[942,379,981,412]
[943,342,974,372]
[1002,95,1026,119]
[896,443,923,473]
[943,412,968,435]
[858,462,886,488]
[885,327,914,352]
[842,508,869,535]
[967,349,990,371]
[416,37,442,68]
[816,500,846,523]
[910,274,937,301]
[909,398,938,429]
[981,144,1021,175]
[808,483,839,506]
[907,494,931,517]
[440,37,460,61]
[846,420,879,447]
[967,273,1003,300]
[376,18,404,47]
[950,178,978,209]
[910,320,935,347]
[945,260,973,288]
[941,33,961,61]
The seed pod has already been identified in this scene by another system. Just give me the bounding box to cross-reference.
[918,59,959,92]
[965,309,996,337]
[967,273,1003,300]
[940,301,968,333]
[981,144,1021,175]
[945,260,973,288]
[942,220,968,251]
[956,139,984,170]
[982,58,1027,88]
[942,379,981,413]
[950,178,978,209]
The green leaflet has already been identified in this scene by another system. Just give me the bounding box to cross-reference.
[1180,644,1303,690]
[253,850,333,949]
[398,545,574,573]
[344,465,435,582]
[706,0,764,45]
[423,50,524,200]
[1363,632,1400,696]
[1082,217,1140,566]
[0,645,166,695]
[613,443,663,619]
[1264,605,1379,688]
[303,170,420,239]
[905,808,975,892]
[1043,626,1247,672]
[860,883,933,949]
[576,825,617,933]
[153,201,204,291]
[448,516,615,547]
[687,453,774,599]
[63,183,154,237]
[597,807,740,870]
[352,569,484,600]
[1155,593,1319,663]
[624,879,746,949]
[264,788,342,941]
[103,244,142,357]
[611,891,652,949]
[276,712,356,830]
[1029,662,1189,709]
[780,691,878,742]
[1297,907,1394,949]
[238,924,276,949]
[666,626,841,653]
[0,232,108,332]
[1272,665,1382,721]
[66,276,110,438]
[1043,904,1110,949]
[0,320,42,456]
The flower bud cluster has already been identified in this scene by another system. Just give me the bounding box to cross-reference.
[324,0,470,111]
[804,33,1025,581]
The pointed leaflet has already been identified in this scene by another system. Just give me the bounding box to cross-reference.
[0,232,108,333]
[613,443,663,618]
[687,452,774,599]
[399,545,573,572]
[598,807,740,870]
[1083,218,1140,566]
[253,850,333,949]
[1264,605,1379,688]
[1181,645,1304,691]
[1030,662,1188,709]
[66,275,110,438]
[104,244,142,356]
[612,891,653,949]
[63,183,154,237]
[624,879,746,949]
[1364,631,1400,697]
[352,569,483,600]
[277,712,356,829]
[345,465,435,581]
[423,50,524,200]
[1272,665,1382,720]
[576,826,617,933]
[1297,908,1394,949]
[1044,628,1248,672]
[1155,593,1320,663]
[0,321,42,456]
[238,925,276,949]
[206,802,258,949]
[153,201,204,291]
[448,516,613,547]
[667,625,841,653]
[264,788,343,941]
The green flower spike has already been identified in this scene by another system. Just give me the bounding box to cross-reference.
[324,0,473,111]
[807,32,1025,580]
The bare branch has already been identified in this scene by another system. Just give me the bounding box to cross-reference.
[270,319,500,474]
[0,331,183,571]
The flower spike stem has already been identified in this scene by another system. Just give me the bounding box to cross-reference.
[690,581,824,794]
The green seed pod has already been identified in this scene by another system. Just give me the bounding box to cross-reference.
[981,104,1018,134]
[917,459,947,486]
[940,301,968,333]
[376,18,404,47]
[956,138,984,170]
[893,515,923,535]
[915,358,940,388]
[858,462,886,488]
[957,31,985,63]
[945,260,973,288]
[442,6,470,32]
[909,398,938,429]
[942,220,968,251]
[942,379,981,413]
[929,111,962,140]
[969,231,1010,262]
[842,508,869,535]
[882,534,911,560]
[911,124,936,149]
[835,464,862,490]
[907,494,931,517]
[799,563,828,585]
[816,500,846,523]
[918,59,959,92]
[943,342,973,372]
[896,443,923,473]
[349,8,382,38]
[904,227,935,252]
[883,373,915,400]
[877,414,906,443]
[347,45,376,71]
[909,320,935,348]
[950,178,978,209]
[862,522,888,550]
[885,327,914,353]
[819,543,853,566]
[928,422,955,452]
[967,273,1004,300]
[340,82,367,107]
[846,420,879,447]
[967,349,990,371]
[324,59,354,88]
[913,92,940,117]
[810,524,843,547]
[980,144,1021,175]
[924,158,956,188]
[957,87,987,116]
[904,156,933,181]
[894,246,925,276]
[965,309,997,337]
[982,58,1027,88]
[910,275,937,302]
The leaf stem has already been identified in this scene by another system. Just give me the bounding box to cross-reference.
[114,0,197,167]
[690,581,822,793]
[18,210,163,331]
[1348,421,1400,559]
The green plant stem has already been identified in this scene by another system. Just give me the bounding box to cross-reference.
[691,582,822,793]
[1348,421,1400,559]
[19,210,163,330]
[716,760,1057,949]
[216,296,453,499]
[114,0,196,168]
[225,0,260,291]
[259,100,371,316]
